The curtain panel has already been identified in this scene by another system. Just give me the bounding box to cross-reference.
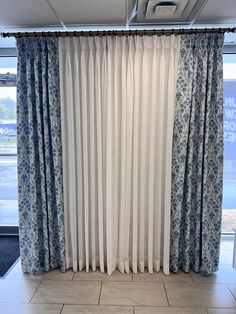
[170,33,224,275]
[59,35,180,275]
[15,31,224,277]
[16,37,65,274]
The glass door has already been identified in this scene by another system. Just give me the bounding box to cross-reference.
[222,53,236,233]
[0,57,18,234]
[220,53,236,267]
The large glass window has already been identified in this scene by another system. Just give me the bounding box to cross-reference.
[0,57,17,226]
[222,53,236,233]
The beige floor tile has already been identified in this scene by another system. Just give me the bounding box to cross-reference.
[0,279,40,303]
[62,305,133,313]
[165,283,236,308]
[11,268,74,281]
[227,284,236,298]
[74,270,132,282]
[191,268,236,284]
[135,307,207,314]
[133,270,193,283]
[207,309,236,314]
[6,260,74,281]
[5,260,22,279]
[100,282,168,306]
[31,280,101,304]
[0,303,62,314]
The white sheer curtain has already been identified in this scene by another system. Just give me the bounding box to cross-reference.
[59,35,180,275]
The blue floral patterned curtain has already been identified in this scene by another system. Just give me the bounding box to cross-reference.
[16,37,65,274]
[170,33,224,276]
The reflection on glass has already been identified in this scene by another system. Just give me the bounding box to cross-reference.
[222,54,236,233]
[0,87,17,155]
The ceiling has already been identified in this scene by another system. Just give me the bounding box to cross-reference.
[0,0,236,47]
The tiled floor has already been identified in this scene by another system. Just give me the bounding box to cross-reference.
[1,263,236,313]
[0,237,236,314]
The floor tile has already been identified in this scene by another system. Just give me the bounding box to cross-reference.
[0,303,62,314]
[31,280,101,304]
[74,270,132,282]
[227,284,236,298]
[0,279,40,303]
[165,283,236,308]
[207,309,236,314]
[133,270,193,283]
[10,268,74,281]
[6,260,74,281]
[135,307,207,314]
[5,260,22,279]
[100,281,168,306]
[62,305,133,313]
[191,267,236,284]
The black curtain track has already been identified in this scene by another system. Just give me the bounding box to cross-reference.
[1,27,236,38]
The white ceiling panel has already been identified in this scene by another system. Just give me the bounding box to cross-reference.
[2,26,65,33]
[49,0,126,25]
[0,0,235,35]
[0,0,60,27]
[196,0,236,23]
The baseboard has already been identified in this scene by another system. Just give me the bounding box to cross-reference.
[0,226,19,236]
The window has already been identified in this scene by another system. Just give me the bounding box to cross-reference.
[0,56,18,227]
[222,53,236,233]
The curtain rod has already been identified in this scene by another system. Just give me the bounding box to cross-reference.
[1,27,236,38]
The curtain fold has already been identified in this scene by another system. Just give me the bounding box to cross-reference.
[16,37,65,274]
[170,33,224,276]
[59,35,180,275]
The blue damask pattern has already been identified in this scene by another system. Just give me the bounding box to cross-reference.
[170,33,224,276]
[16,37,65,274]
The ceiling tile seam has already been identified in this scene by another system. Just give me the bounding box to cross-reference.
[44,0,67,30]
[125,0,129,29]
[188,0,209,28]
[128,0,138,24]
